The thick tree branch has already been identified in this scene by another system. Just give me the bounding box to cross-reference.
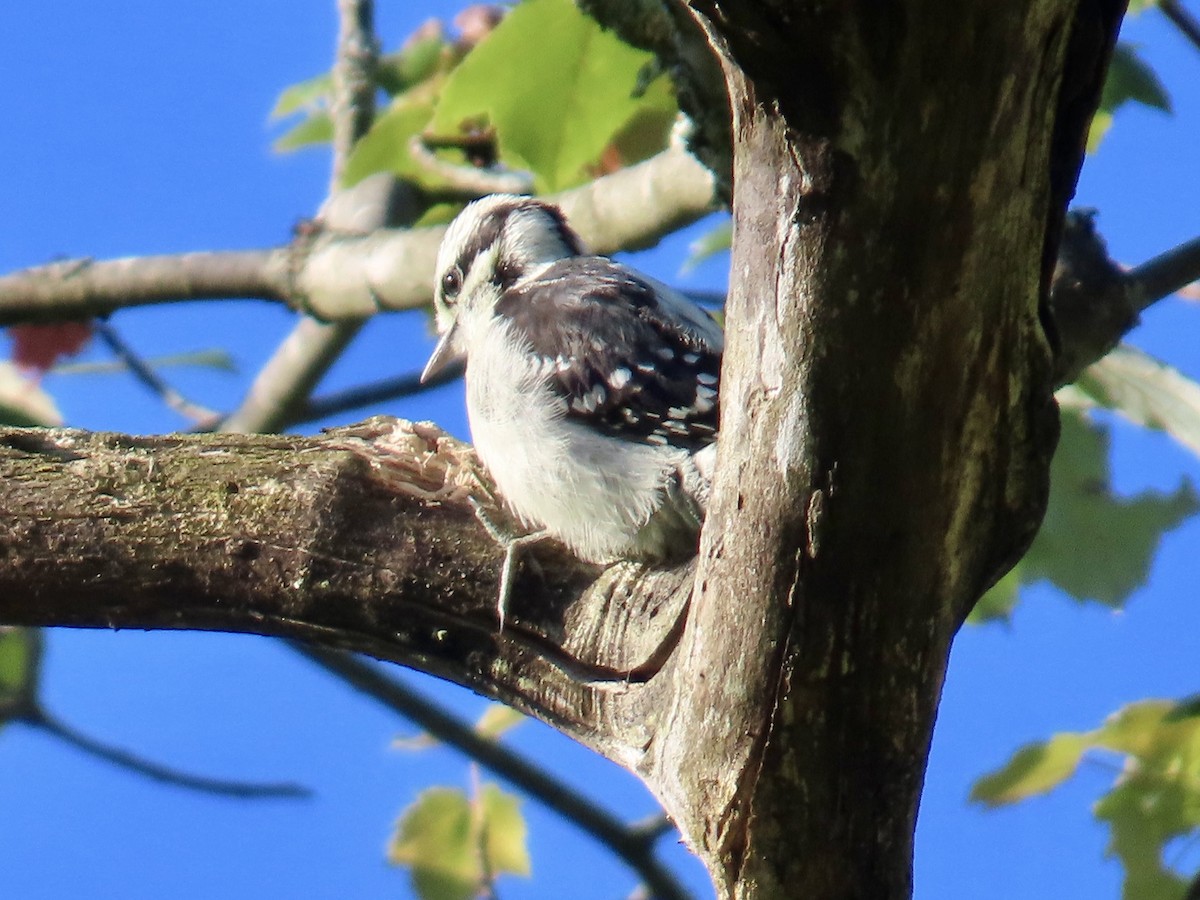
[0,419,695,768]
[0,148,717,325]
[0,250,290,324]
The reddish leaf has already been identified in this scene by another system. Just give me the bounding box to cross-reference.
[9,321,94,375]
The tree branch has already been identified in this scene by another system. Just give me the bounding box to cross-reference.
[0,418,694,762]
[0,148,717,326]
[218,0,382,435]
[329,0,378,191]
[93,320,221,428]
[1129,235,1200,314]
[291,643,689,900]
[1161,0,1200,53]
[290,362,464,427]
[21,706,311,800]
[0,250,289,324]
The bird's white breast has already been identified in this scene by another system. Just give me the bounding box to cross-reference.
[464,316,687,564]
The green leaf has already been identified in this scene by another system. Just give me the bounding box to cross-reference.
[970,732,1090,806]
[477,783,530,878]
[273,112,333,152]
[474,704,525,741]
[1086,110,1114,155]
[389,784,529,900]
[391,788,478,900]
[1007,409,1197,609]
[969,564,1023,624]
[974,699,1200,898]
[0,628,42,725]
[1090,43,1171,151]
[683,219,732,272]
[1076,344,1200,461]
[1092,702,1200,899]
[605,69,678,169]
[430,0,672,191]
[0,362,62,426]
[376,37,453,96]
[270,72,333,119]
[1103,44,1172,114]
[340,96,436,187]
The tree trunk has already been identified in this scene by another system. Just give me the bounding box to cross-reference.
[645,0,1116,895]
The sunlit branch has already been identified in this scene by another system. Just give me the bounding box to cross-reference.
[0,250,288,326]
[329,0,379,191]
[0,149,717,326]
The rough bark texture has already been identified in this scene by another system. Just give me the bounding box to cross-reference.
[0,421,696,753]
[651,0,1116,896]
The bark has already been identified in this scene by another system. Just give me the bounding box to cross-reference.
[657,0,1116,896]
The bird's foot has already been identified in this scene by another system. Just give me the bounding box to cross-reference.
[469,497,546,631]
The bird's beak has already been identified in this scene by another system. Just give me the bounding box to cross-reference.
[421,324,461,383]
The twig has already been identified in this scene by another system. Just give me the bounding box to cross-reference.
[329,0,379,190]
[1161,0,1200,53]
[220,0,381,435]
[288,643,690,900]
[22,706,310,799]
[409,135,535,197]
[93,320,221,428]
[218,316,364,433]
[289,360,464,426]
[1127,235,1200,313]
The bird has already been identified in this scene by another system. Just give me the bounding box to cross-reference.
[421,194,722,626]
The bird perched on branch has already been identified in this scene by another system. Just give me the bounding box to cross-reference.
[421,195,722,626]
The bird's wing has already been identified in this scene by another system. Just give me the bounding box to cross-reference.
[495,257,721,450]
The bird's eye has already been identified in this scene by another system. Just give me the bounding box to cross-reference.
[441,267,463,302]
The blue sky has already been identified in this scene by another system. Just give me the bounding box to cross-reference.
[1,3,1199,898]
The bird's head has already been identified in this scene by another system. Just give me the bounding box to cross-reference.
[421,195,585,382]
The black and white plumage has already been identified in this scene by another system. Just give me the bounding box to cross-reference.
[422,194,722,594]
